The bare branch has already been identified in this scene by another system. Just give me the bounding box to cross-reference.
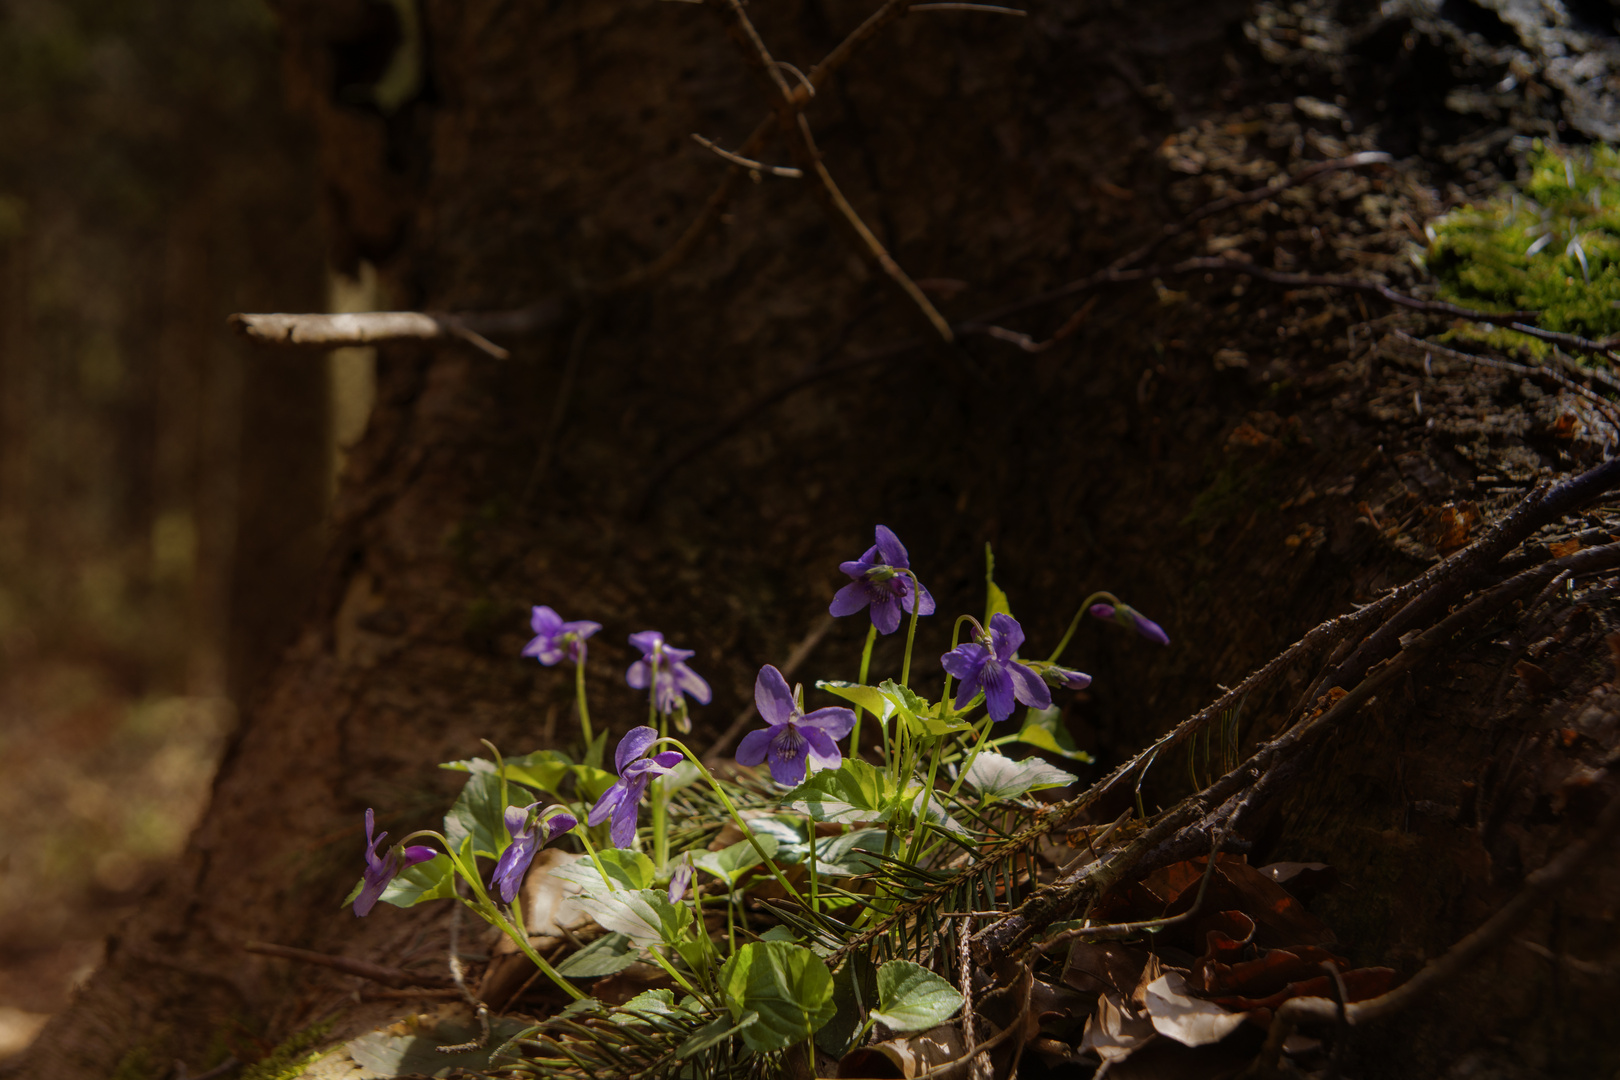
[228,301,572,359]
[690,134,803,177]
[911,3,1027,13]
[243,940,455,989]
[719,0,955,341]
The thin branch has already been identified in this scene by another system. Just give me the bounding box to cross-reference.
[721,0,955,342]
[911,3,1028,14]
[242,940,455,989]
[690,133,803,177]
[228,303,572,359]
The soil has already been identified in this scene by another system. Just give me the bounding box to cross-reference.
[13,0,1620,1077]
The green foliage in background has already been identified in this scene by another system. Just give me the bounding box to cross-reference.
[1427,142,1620,339]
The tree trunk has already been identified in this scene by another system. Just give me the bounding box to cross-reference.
[16,0,1620,1077]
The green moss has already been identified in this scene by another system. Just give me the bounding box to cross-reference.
[238,1015,340,1080]
[110,1046,160,1080]
[1428,142,1620,338]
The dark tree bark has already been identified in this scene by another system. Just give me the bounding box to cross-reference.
[16,0,1620,1077]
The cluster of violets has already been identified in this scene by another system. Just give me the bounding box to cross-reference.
[354,525,1167,916]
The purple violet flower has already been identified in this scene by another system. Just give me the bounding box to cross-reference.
[939,613,1053,723]
[1031,661,1093,690]
[668,855,694,904]
[523,606,602,666]
[490,804,578,904]
[587,726,684,848]
[736,664,856,786]
[1090,602,1170,646]
[626,631,712,715]
[354,808,436,917]
[829,526,937,635]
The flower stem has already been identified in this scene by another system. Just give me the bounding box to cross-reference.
[575,826,619,893]
[657,740,808,908]
[851,625,877,757]
[1046,591,1116,664]
[574,658,593,749]
[480,739,510,832]
[502,893,588,1000]
[806,814,819,917]
[940,614,977,714]
[438,834,585,1001]
[903,735,946,865]
[898,569,923,688]
[944,718,995,802]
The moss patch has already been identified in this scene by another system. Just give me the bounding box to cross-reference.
[1428,142,1620,339]
[238,1015,340,1080]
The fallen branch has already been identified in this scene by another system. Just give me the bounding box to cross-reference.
[228,303,572,359]
[243,940,455,989]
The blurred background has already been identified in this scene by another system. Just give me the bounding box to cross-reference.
[0,0,336,1058]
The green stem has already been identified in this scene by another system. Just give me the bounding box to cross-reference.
[851,625,877,756]
[646,946,702,998]
[437,833,586,1001]
[898,569,923,688]
[1046,590,1117,664]
[480,739,510,828]
[656,740,808,908]
[940,614,978,712]
[497,905,586,1000]
[575,826,618,892]
[573,657,593,749]
[806,814,819,917]
[944,718,995,803]
[653,711,670,869]
[903,735,946,865]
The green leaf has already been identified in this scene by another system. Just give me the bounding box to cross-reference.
[870,960,965,1033]
[817,680,899,721]
[554,931,639,977]
[963,750,1077,801]
[549,848,656,892]
[812,828,889,876]
[719,942,837,1052]
[694,834,779,883]
[746,817,810,865]
[786,758,894,823]
[377,853,458,908]
[574,888,691,947]
[676,1012,758,1059]
[904,787,970,837]
[1016,706,1095,762]
[501,750,574,796]
[582,729,608,771]
[444,770,524,859]
[984,543,1012,626]
[346,1015,536,1075]
[620,989,676,1017]
[879,679,972,737]
[572,764,620,803]
[757,926,799,943]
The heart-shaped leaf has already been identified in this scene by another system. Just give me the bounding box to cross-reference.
[719,941,836,1051]
[964,750,1076,801]
[870,960,964,1033]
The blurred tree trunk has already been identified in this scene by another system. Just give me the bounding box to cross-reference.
[15,1,1620,1078]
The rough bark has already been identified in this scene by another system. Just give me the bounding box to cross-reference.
[15,0,1620,1077]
